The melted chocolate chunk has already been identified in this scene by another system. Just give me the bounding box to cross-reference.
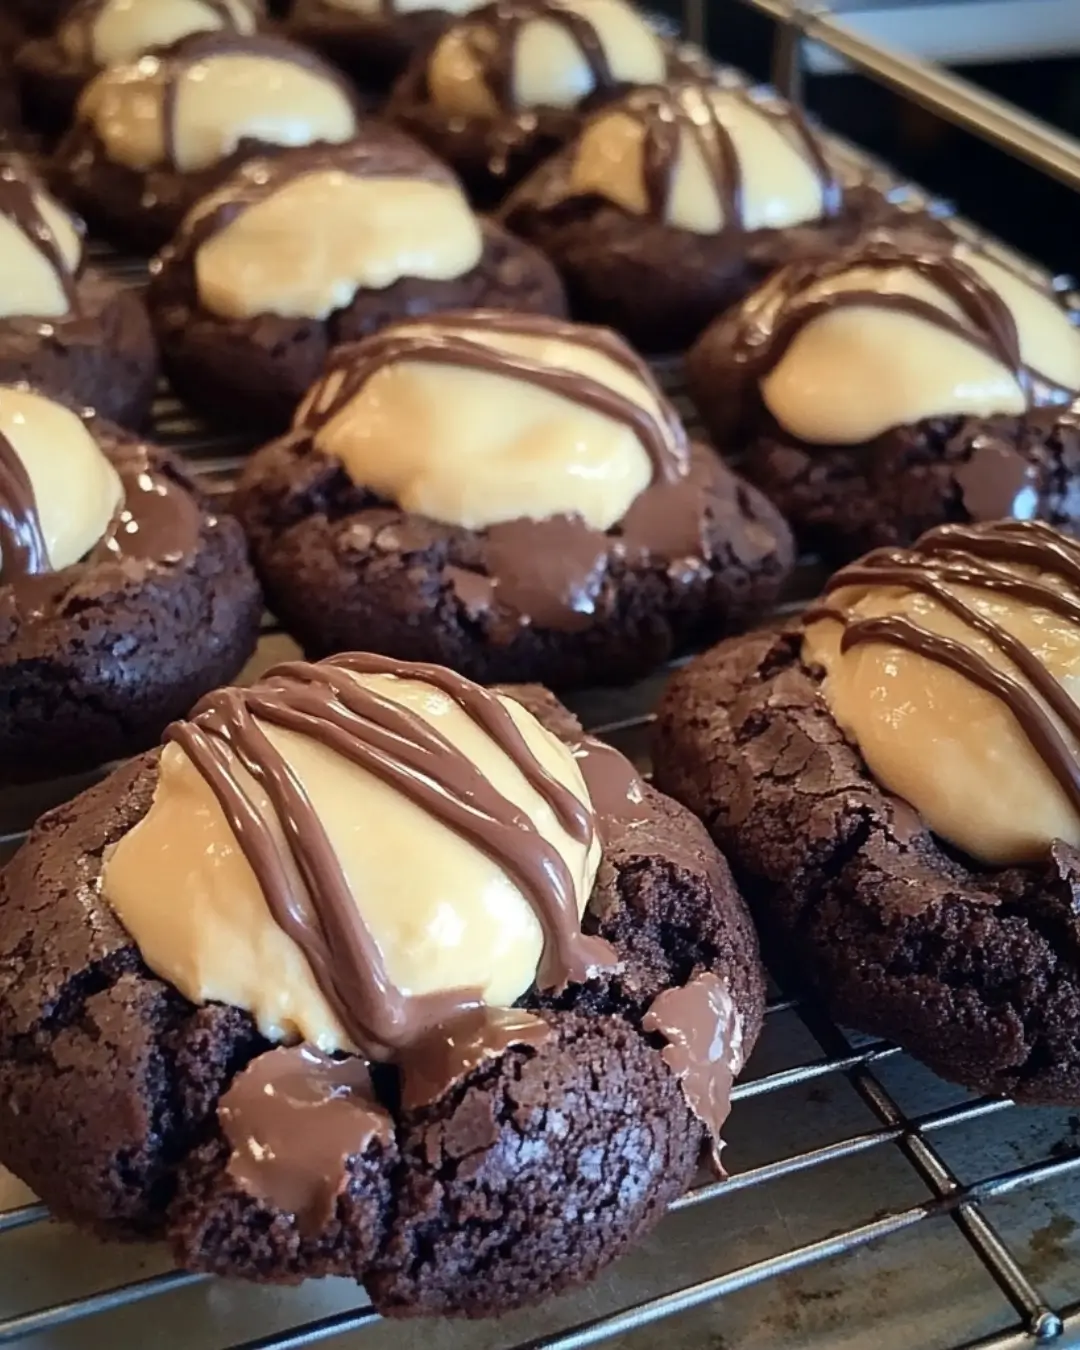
[642,970,742,1170]
[219,1044,393,1236]
[400,1006,551,1110]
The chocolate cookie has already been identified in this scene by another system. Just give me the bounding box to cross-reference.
[51,31,364,252]
[0,655,765,1312]
[17,0,265,139]
[0,158,159,426]
[234,310,795,686]
[0,382,262,782]
[287,0,473,94]
[687,228,1080,561]
[654,518,1080,1104]
[501,80,931,352]
[387,0,695,208]
[147,136,567,432]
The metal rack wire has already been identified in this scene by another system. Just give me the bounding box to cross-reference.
[3,7,1080,1349]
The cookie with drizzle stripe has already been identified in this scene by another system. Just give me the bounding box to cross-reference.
[0,163,80,313]
[300,310,689,484]
[734,234,1079,408]
[579,82,842,232]
[165,650,618,1059]
[805,519,1080,821]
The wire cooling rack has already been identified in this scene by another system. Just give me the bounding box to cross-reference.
[5,16,1080,1349]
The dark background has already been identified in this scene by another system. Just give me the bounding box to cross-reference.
[660,0,1080,278]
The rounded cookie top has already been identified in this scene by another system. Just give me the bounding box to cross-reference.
[166,135,484,321]
[708,229,1080,447]
[55,0,261,69]
[0,159,85,320]
[804,519,1080,867]
[0,382,203,622]
[534,79,841,236]
[85,655,755,1228]
[420,0,667,120]
[75,31,359,174]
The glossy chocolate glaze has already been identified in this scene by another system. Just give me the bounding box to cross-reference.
[0,418,203,619]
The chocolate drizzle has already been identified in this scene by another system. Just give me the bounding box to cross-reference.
[578,81,841,231]
[147,32,357,170]
[301,310,689,485]
[61,0,254,66]
[0,412,203,619]
[166,652,618,1059]
[456,0,618,112]
[732,232,1080,410]
[806,519,1080,818]
[218,1043,393,1235]
[400,1006,552,1110]
[643,971,743,1171]
[0,162,80,315]
[0,430,49,580]
[173,135,457,252]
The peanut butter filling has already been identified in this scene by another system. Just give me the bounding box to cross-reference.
[294,312,687,532]
[193,170,483,319]
[0,188,82,319]
[804,521,1080,865]
[753,247,1080,444]
[427,0,665,119]
[0,387,122,577]
[78,44,356,173]
[102,663,601,1053]
[564,85,829,234]
[59,0,257,68]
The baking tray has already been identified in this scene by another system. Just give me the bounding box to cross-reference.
[4,63,1080,1350]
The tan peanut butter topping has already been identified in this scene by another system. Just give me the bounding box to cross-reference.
[58,0,257,68]
[292,311,688,532]
[803,521,1080,866]
[77,36,357,173]
[0,180,82,319]
[192,170,482,320]
[426,0,665,120]
[0,387,122,577]
[563,83,834,234]
[101,660,602,1054]
[731,235,1080,445]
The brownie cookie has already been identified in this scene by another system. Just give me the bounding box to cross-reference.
[655,520,1080,1103]
[0,382,262,783]
[687,229,1080,562]
[0,654,765,1311]
[0,158,158,426]
[148,135,567,432]
[17,0,265,139]
[234,310,794,686]
[51,31,363,252]
[288,0,483,95]
[387,0,694,208]
[501,80,930,352]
